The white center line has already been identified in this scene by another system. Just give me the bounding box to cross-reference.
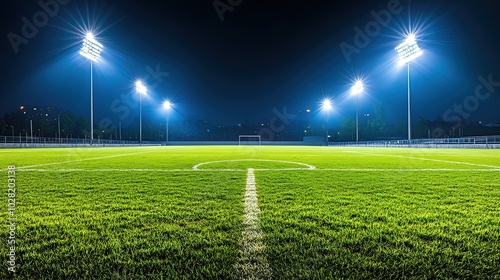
[234,168,272,280]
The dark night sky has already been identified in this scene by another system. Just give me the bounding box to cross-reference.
[1,0,500,127]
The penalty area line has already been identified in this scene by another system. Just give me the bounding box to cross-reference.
[234,168,272,280]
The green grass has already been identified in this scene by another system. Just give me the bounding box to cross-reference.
[3,171,245,279]
[0,146,499,279]
[258,170,500,279]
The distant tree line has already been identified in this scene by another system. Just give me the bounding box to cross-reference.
[1,110,89,139]
[332,103,500,141]
[1,104,499,141]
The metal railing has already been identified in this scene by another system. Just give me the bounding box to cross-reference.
[0,136,161,148]
[330,136,500,149]
[2,135,500,149]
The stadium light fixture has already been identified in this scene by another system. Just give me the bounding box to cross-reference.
[395,34,423,66]
[395,33,422,141]
[351,80,364,95]
[163,100,171,143]
[351,80,364,142]
[135,80,147,143]
[79,32,103,144]
[322,98,332,111]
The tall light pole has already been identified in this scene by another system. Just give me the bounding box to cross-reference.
[135,80,147,143]
[163,101,171,143]
[395,0,422,141]
[30,120,33,143]
[10,126,14,139]
[351,80,364,142]
[57,111,61,141]
[322,98,332,145]
[79,33,103,144]
[396,34,422,141]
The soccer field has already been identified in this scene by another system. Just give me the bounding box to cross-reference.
[1,146,499,279]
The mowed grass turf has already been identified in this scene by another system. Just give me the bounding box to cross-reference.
[0,146,499,279]
[257,170,500,279]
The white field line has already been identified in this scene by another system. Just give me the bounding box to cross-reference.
[193,159,316,170]
[6,151,153,170]
[17,168,196,172]
[12,168,500,173]
[317,168,500,172]
[346,151,500,169]
[234,168,271,280]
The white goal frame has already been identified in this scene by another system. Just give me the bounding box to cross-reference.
[239,135,261,146]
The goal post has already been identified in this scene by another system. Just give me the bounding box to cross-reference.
[239,135,261,146]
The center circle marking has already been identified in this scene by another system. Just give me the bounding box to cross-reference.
[192,159,316,170]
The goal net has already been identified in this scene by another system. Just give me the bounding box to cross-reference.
[239,135,261,146]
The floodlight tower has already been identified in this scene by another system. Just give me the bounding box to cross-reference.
[79,33,103,144]
[135,81,147,143]
[322,98,332,144]
[163,101,171,142]
[57,111,62,142]
[351,80,364,142]
[395,0,423,141]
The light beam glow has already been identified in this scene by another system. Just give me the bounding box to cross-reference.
[322,99,332,111]
[163,100,171,109]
